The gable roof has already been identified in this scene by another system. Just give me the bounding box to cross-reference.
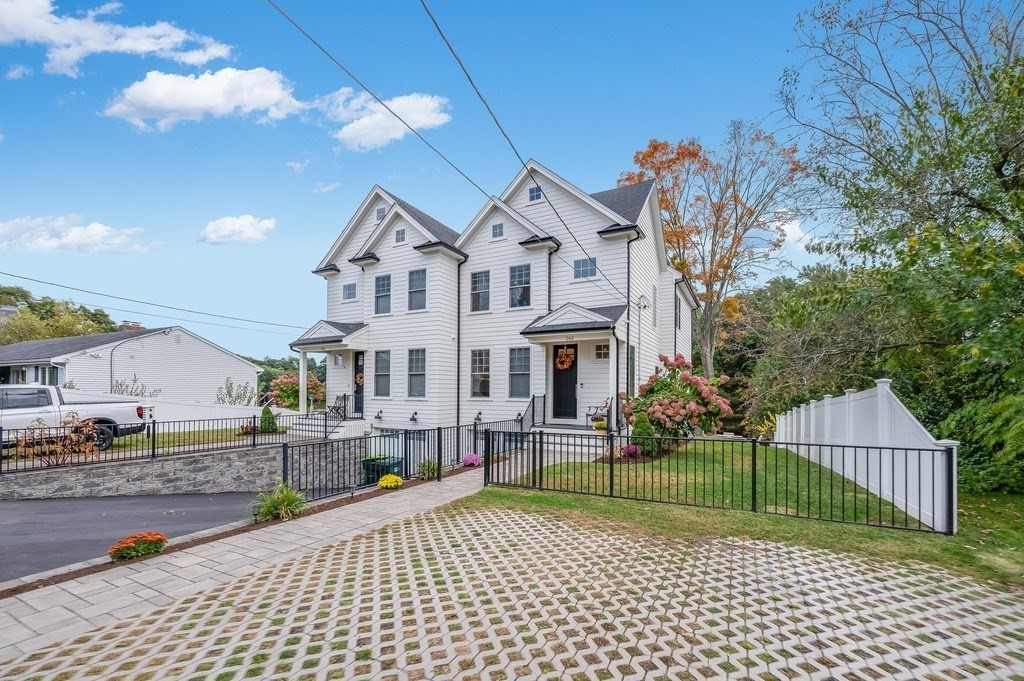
[454,196,549,249]
[521,304,627,335]
[0,328,167,365]
[384,192,460,245]
[290,320,367,349]
[590,179,656,224]
[499,160,631,226]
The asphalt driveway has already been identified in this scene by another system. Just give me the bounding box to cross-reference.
[0,493,254,583]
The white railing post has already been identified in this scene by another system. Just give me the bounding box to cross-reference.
[299,350,308,416]
[935,439,959,535]
[875,379,892,446]
[808,400,817,442]
[844,389,855,446]
[823,395,833,442]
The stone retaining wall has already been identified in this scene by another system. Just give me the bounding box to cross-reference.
[0,445,282,500]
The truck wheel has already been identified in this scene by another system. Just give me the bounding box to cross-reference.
[95,425,114,451]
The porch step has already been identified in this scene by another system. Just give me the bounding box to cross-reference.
[288,416,369,440]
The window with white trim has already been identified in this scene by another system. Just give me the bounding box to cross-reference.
[408,269,426,311]
[374,350,391,397]
[376,207,387,222]
[470,271,490,312]
[491,223,504,239]
[509,264,531,308]
[408,349,426,397]
[374,275,391,315]
[573,257,597,279]
[528,186,542,202]
[508,348,530,398]
[342,283,356,300]
[471,350,490,397]
[394,228,406,244]
[595,344,610,360]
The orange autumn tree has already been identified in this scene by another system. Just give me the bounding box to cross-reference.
[621,120,809,377]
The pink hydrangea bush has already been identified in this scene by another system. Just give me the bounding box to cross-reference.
[619,353,733,437]
[268,373,326,410]
[463,452,482,467]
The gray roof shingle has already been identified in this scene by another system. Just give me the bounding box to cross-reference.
[521,305,627,335]
[589,179,656,224]
[384,191,461,245]
[290,321,366,348]
[0,328,165,365]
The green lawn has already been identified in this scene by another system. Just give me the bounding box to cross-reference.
[108,425,293,455]
[455,486,1024,588]
[498,440,917,528]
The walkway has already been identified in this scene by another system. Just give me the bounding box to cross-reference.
[2,474,1023,679]
[0,470,483,664]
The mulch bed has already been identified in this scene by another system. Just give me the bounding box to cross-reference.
[594,454,665,464]
[0,465,480,601]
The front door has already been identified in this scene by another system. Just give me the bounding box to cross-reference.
[551,345,577,419]
[353,352,365,415]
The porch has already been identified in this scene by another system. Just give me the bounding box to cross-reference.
[520,303,626,431]
[289,320,367,425]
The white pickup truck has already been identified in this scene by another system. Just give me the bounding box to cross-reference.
[0,385,149,450]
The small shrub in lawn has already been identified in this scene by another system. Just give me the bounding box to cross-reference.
[378,474,403,490]
[630,412,658,456]
[463,452,482,467]
[419,458,439,480]
[109,531,168,561]
[259,406,279,433]
[237,423,258,437]
[250,480,307,521]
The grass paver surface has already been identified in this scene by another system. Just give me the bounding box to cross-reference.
[1,505,1022,680]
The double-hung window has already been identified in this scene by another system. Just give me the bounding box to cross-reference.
[573,257,597,279]
[342,283,356,300]
[508,348,530,398]
[374,275,391,314]
[408,349,426,397]
[470,271,490,312]
[471,350,490,398]
[509,265,531,308]
[374,351,391,397]
[408,269,426,311]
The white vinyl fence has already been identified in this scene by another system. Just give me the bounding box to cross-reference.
[775,379,958,534]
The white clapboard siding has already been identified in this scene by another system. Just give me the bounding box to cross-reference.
[325,196,390,322]
[62,328,259,403]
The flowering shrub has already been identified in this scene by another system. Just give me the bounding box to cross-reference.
[620,444,640,458]
[378,473,403,490]
[109,531,168,561]
[589,412,607,422]
[619,353,733,437]
[268,372,326,410]
[592,420,608,431]
[463,452,482,467]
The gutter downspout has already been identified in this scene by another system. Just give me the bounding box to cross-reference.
[624,231,642,396]
[612,325,620,432]
[456,259,464,427]
[546,249,553,313]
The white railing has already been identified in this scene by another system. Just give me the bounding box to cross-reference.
[775,379,958,534]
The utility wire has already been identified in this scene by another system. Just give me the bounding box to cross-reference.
[0,271,307,330]
[266,1,627,303]
[418,0,627,302]
[72,300,298,337]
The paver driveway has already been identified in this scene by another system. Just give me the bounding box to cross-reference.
[2,507,1023,680]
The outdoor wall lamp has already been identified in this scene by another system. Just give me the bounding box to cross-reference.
[374,410,383,420]
[409,412,418,422]
[474,411,482,423]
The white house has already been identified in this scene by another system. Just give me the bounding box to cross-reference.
[290,161,698,433]
[0,326,261,404]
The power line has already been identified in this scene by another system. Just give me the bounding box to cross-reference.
[265,1,628,304]
[418,0,628,302]
[72,300,298,337]
[0,271,307,330]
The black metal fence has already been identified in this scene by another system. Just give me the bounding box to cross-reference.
[483,430,956,534]
[0,411,353,474]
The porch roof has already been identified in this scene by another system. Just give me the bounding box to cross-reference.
[521,304,626,336]
[290,320,366,350]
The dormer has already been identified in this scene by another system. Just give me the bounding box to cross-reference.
[455,196,559,253]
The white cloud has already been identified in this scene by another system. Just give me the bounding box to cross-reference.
[286,159,308,174]
[0,0,231,77]
[104,67,305,131]
[317,88,451,151]
[779,218,805,245]
[312,182,340,194]
[0,214,156,252]
[198,215,275,244]
[5,64,31,80]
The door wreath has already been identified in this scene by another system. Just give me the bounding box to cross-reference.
[354,373,364,385]
[555,349,574,370]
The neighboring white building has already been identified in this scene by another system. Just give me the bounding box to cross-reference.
[291,161,698,432]
[0,326,261,404]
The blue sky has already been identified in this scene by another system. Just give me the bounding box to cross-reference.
[0,0,813,358]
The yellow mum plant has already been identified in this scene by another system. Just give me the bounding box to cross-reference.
[377,473,403,490]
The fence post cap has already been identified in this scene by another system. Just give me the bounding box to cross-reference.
[823,394,833,401]
[875,378,893,388]
[934,439,959,447]
[844,388,856,395]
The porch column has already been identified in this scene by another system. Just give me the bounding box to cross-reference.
[299,350,308,415]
